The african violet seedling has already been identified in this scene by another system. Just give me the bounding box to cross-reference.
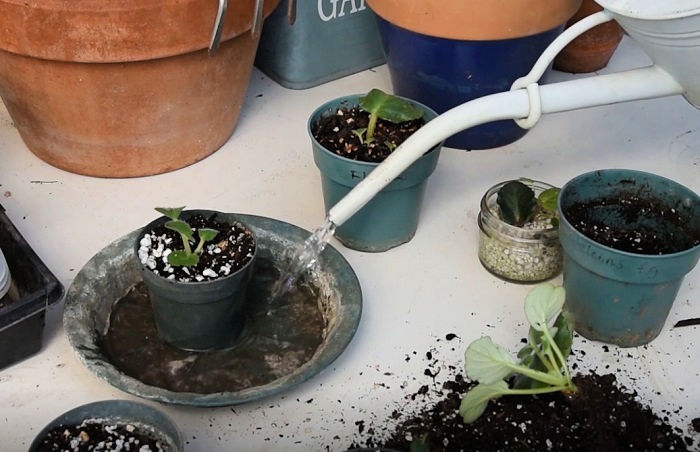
[497,180,560,227]
[354,88,423,145]
[459,283,576,424]
[155,207,219,267]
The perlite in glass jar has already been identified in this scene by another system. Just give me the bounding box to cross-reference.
[477,179,563,283]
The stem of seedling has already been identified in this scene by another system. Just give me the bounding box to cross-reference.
[366,113,378,143]
[501,385,572,396]
[504,362,568,387]
[543,327,573,384]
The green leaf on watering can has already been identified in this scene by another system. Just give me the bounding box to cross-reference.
[497,181,537,226]
[460,381,508,423]
[359,88,423,123]
[410,434,430,452]
[537,188,560,213]
[167,250,199,267]
[155,206,185,221]
[198,228,219,243]
[465,337,517,384]
[524,283,565,332]
[165,220,194,241]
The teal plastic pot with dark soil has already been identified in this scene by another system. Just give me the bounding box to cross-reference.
[308,91,442,252]
[29,400,182,452]
[558,169,700,347]
[136,209,257,351]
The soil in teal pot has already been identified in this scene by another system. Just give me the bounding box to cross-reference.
[312,104,425,163]
[563,194,700,254]
[35,420,167,451]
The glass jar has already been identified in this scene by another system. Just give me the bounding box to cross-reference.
[477,179,563,283]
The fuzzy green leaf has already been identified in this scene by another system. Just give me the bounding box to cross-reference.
[165,220,194,241]
[517,344,534,360]
[359,88,423,124]
[197,228,219,243]
[460,382,508,423]
[465,337,517,384]
[410,435,430,452]
[537,188,560,213]
[155,207,185,221]
[167,250,199,267]
[552,312,574,359]
[496,181,537,226]
[524,283,565,332]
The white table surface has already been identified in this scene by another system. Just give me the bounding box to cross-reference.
[1,36,699,451]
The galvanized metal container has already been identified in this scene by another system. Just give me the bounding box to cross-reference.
[255,0,386,89]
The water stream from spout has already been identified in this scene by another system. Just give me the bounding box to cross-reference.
[270,217,337,301]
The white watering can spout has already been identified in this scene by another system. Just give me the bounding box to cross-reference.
[327,1,700,227]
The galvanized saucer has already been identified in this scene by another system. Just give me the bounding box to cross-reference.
[63,214,362,406]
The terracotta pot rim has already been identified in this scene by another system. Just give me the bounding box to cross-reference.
[366,0,582,40]
[0,0,280,62]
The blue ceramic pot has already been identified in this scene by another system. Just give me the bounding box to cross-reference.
[375,17,564,150]
[309,94,443,252]
[558,169,700,347]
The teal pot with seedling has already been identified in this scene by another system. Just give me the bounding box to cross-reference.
[557,169,700,347]
[136,208,257,351]
[308,90,443,252]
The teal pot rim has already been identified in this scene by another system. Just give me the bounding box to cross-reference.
[558,169,700,282]
[136,209,258,293]
[307,93,444,191]
[28,400,183,452]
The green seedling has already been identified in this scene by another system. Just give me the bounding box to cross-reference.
[351,127,368,144]
[354,88,423,145]
[459,283,576,424]
[496,179,560,227]
[155,207,219,267]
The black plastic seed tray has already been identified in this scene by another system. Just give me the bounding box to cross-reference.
[0,203,63,370]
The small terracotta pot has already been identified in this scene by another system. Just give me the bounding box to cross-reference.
[0,0,280,177]
[554,0,624,73]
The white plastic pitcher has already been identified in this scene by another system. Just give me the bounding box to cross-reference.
[327,0,700,227]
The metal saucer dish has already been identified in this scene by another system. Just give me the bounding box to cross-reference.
[63,214,362,407]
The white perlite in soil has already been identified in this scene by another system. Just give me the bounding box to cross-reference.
[478,218,562,283]
[36,418,167,452]
[138,218,255,283]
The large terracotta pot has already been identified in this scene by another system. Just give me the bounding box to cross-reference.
[366,0,581,150]
[0,0,280,177]
[553,0,624,73]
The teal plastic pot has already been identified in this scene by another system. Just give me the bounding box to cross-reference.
[558,169,700,347]
[29,400,182,452]
[308,94,442,252]
[137,210,257,351]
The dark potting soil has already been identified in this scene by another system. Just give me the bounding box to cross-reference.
[353,373,692,452]
[99,258,326,393]
[564,195,700,255]
[138,214,255,282]
[312,106,425,163]
[35,420,167,451]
